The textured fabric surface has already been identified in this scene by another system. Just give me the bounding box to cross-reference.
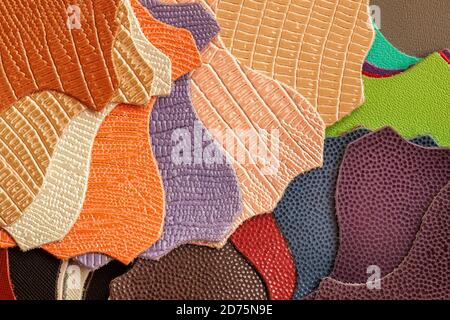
[110,242,268,300]
[327,53,450,146]
[331,127,450,283]
[153,0,325,249]
[274,128,439,299]
[0,0,120,112]
[315,182,450,300]
[366,21,420,69]
[84,261,130,300]
[369,0,450,57]
[208,0,374,125]
[231,213,296,300]
[0,249,15,300]
[9,248,60,300]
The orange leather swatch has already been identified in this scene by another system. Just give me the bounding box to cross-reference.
[0,0,120,112]
[42,1,202,264]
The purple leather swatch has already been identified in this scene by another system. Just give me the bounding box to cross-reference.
[75,0,240,268]
[315,182,450,300]
[331,127,450,283]
[363,61,405,76]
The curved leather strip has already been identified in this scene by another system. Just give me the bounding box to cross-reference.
[151,0,325,248]
[110,242,268,300]
[205,0,374,125]
[0,0,120,112]
[315,182,450,300]
[231,213,296,300]
[0,1,163,229]
[9,248,60,300]
[274,128,440,299]
[56,260,68,300]
[60,262,91,300]
[331,127,450,283]
[362,61,404,78]
[327,53,450,146]
[84,261,130,300]
[0,249,15,300]
[441,49,450,64]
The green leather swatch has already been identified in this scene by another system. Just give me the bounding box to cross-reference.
[367,22,421,70]
[327,53,450,146]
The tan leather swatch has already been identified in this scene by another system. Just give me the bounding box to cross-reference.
[0,0,120,112]
[0,1,161,231]
[208,0,374,125]
[110,242,268,300]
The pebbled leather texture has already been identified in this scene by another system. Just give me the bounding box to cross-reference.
[327,53,450,146]
[274,128,440,299]
[110,242,268,300]
[231,213,296,300]
[208,0,375,126]
[9,248,60,300]
[84,261,130,300]
[155,0,325,249]
[0,249,15,300]
[315,182,450,300]
[331,127,450,283]
[0,0,120,112]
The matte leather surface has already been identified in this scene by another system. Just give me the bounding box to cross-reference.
[0,249,15,300]
[84,261,130,300]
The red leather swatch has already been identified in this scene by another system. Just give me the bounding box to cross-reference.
[0,249,15,300]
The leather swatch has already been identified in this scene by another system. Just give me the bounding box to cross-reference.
[231,213,296,300]
[110,242,268,300]
[56,261,91,300]
[208,0,375,125]
[274,128,440,299]
[44,0,202,265]
[9,248,60,300]
[315,181,450,300]
[84,261,130,300]
[0,249,15,300]
[327,53,450,146]
[369,0,450,57]
[331,127,450,283]
[362,61,404,78]
[0,0,120,112]
[152,0,325,249]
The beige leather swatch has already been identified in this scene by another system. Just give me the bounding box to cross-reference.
[57,261,91,300]
[0,1,163,230]
[208,0,374,125]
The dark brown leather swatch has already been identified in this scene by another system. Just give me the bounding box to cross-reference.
[84,261,129,300]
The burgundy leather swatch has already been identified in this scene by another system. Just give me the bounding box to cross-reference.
[0,249,15,300]
[110,242,268,300]
[362,61,405,78]
[231,213,296,300]
[315,182,450,300]
[331,127,450,283]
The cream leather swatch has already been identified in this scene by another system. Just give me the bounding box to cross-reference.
[57,261,91,300]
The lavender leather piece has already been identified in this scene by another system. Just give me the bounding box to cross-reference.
[363,61,405,76]
[331,127,450,283]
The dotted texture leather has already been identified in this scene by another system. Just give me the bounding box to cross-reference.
[327,53,450,146]
[0,0,120,112]
[0,249,15,300]
[84,261,130,300]
[331,127,450,283]
[315,182,450,300]
[231,213,296,300]
[155,0,325,248]
[209,0,374,126]
[274,128,440,299]
[9,248,60,300]
[110,242,268,300]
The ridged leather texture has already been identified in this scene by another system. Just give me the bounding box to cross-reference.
[207,0,374,125]
[0,249,15,300]
[331,127,450,283]
[231,213,296,300]
[9,248,60,300]
[109,242,268,300]
[315,182,450,300]
[274,128,439,299]
[327,53,450,146]
[0,0,120,112]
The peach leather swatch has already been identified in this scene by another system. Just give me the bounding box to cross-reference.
[231,213,296,300]
[0,0,120,112]
[207,0,375,125]
[155,0,325,248]
[42,0,202,265]
[315,182,450,300]
[0,249,15,300]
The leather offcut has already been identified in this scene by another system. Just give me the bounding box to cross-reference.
[0,0,120,112]
[331,127,450,283]
[0,249,15,300]
[109,242,268,300]
[231,213,296,300]
[84,261,130,300]
[315,182,450,300]
[56,260,91,300]
[362,61,405,78]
